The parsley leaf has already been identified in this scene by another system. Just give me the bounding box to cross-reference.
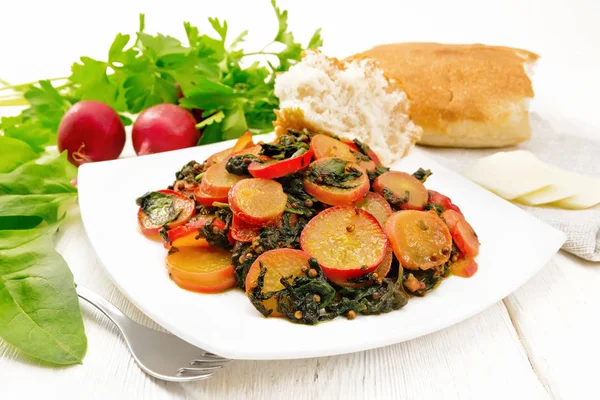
[1,0,322,145]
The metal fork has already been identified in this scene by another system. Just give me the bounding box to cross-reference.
[76,285,231,382]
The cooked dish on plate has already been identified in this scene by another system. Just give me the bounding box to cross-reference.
[135,130,480,324]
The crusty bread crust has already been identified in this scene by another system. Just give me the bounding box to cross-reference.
[350,43,539,148]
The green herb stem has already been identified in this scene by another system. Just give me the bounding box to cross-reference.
[0,97,29,106]
[241,51,281,57]
[0,76,69,92]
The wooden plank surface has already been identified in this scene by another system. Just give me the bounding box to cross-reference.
[504,252,600,400]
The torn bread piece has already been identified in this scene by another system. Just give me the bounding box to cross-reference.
[273,51,422,165]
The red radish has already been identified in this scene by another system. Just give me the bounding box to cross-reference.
[229,178,287,225]
[245,249,312,317]
[230,215,261,243]
[303,158,370,206]
[355,192,393,227]
[428,190,463,215]
[132,104,200,156]
[203,133,256,168]
[57,100,126,166]
[328,248,393,288]
[201,160,246,198]
[300,206,388,280]
[248,149,313,179]
[193,186,228,207]
[342,139,383,166]
[161,215,214,249]
[385,210,452,270]
[441,210,480,257]
[450,257,478,278]
[373,171,428,210]
[136,189,196,236]
[311,134,376,172]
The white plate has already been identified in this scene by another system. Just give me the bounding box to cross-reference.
[78,135,565,360]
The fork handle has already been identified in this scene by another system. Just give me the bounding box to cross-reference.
[76,285,131,328]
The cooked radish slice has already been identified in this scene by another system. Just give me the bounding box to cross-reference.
[234,144,262,156]
[248,149,313,179]
[428,190,463,215]
[385,210,452,270]
[163,216,229,249]
[442,210,480,257]
[200,160,246,198]
[300,206,388,280]
[343,139,383,166]
[166,246,235,293]
[162,217,211,249]
[328,248,393,288]
[373,171,428,210]
[311,134,376,172]
[205,132,255,168]
[137,189,195,236]
[205,147,232,168]
[230,215,261,243]
[193,186,228,207]
[355,192,393,227]
[229,178,287,225]
[450,257,478,277]
[245,249,311,317]
[303,158,370,206]
[311,134,355,160]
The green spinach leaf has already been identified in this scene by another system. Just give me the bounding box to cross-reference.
[136,191,180,226]
[0,152,77,195]
[0,234,87,365]
[305,158,363,189]
[0,151,85,365]
[0,136,37,173]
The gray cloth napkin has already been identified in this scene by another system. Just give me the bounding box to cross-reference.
[417,112,600,262]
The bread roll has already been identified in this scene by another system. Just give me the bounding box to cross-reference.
[273,51,422,165]
[350,43,539,148]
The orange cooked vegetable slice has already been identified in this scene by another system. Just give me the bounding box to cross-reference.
[303,158,370,206]
[137,189,196,236]
[300,206,388,280]
[442,210,480,257]
[200,160,246,198]
[373,171,428,210]
[310,134,376,172]
[204,132,256,168]
[385,210,452,270]
[193,186,228,207]
[355,192,393,227]
[328,248,393,288]
[449,256,478,278]
[166,246,235,293]
[230,215,261,243]
[229,178,287,225]
[245,249,311,317]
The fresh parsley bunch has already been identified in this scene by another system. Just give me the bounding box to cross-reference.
[0,0,322,150]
